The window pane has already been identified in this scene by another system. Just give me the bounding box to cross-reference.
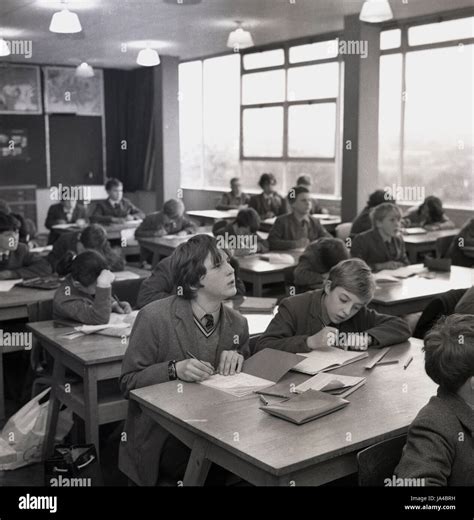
[203,54,241,189]
[404,45,473,208]
[287,62,339,101]
[243,107,284,157]
[179,61,203,188]
[242,70,285,104]
[243,49,285,70]
[288,104,336,158]
[378,54,403,188]
[286,162,336,195]
[380,29,401,50]
[289,39,338,63]
[408,17,474,46]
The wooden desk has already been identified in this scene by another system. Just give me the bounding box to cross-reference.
[403,229,459,263]
[260,215,341,234]
[371,265,473,315]
[53,221,142,241]
[238,250,303,296]
[187,210,238,225]
[138,228,213,266]
[131,338,435,486]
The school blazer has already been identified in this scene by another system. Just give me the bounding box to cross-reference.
[248,193,287,219]
[45,203,88,230]
[134,211,197,238]
[0,243,52,279]
[119,296,250,486]
[351,206,372,236]
[255,289,411,353]
[268,213,331,250]
[90,198,145,225]
[395,388,474,486]
[293,240,337,289]
[351,229,409,270]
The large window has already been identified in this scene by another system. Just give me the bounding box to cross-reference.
[180,36,342,196]
[378,16,474,208]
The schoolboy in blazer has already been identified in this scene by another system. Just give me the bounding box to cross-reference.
[256,258,410,353]
[248,173,287,220]
[45,199,88,244]
[135,199,197,238]
[120,235,250,486]
[351,203,409,271]
[395,315,474,486]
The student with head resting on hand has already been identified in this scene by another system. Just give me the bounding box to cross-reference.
[0,212,52,280]
[119,234,250,486]
[53,250,131,325]
[216,177,250,210]
[350,202,409,272]
[395,314,474,486]
[268,186,331,251]
[256,258,411,354]
[402,195,455,231]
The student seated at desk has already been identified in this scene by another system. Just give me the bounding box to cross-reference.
[351,203,409,271]
[90,178,145,225]
[48,224,125,273]
[296,175,328,215]
[402,196,455,231]
[248,173,287,220]
[395,314,474,486]
[351,189,395,236]
[268,186,330,251]
[448,218,474,267]
[45,197,88,244]
[135,199,197,238]
[216,177,250,210]
[0,199,37,246]
[53,250,131,324]
[294,237,350,290]
[213,207,268,256]
[0,212,52,280]
[137,248,246,308]
[119,234,250,486]
[255,258,411,353]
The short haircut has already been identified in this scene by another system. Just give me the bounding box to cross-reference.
[70,250,108,287]
[420,196,444,223]
[80,224,108,249]
[258,173,276,189]
[171,234,228,300]
[368,189,395,207]
[0,212,20,233]
[423,314,474,393]
[235,207,260,233]
[287,185,309,203]
[0,200,11,214]
[328,258,376,302]
[316,237,350,272]
[370,202,402,225]
[105,178,123,191]
[230,177,240,185]
[296,175,312,187]
[163,199,184,218]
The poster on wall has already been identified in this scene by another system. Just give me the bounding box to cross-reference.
[0,65,42,114]
[0,128,29,160]
[44,66,104,116]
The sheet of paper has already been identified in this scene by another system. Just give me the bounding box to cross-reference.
[244,312,276,336]
[293,347,368,375]
[259,253,295,264]
[294,372,365,394]
[73,310,138,333]
[113,270,141,281]
[199,372,272,397]
[0,279,22,292]
[29,245,53,254]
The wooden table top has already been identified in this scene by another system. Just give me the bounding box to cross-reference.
[402,228,459,245]
[138,228,213,250]
[262,215,341,227]
[131,338,435,477]
[187,210,238,220]
[238,249,303,273]
[372,265,473,305]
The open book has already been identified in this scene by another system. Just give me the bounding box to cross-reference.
[374,264,426,283]
[199,348,304,398]
[294,372,366,398]
[402,227,427,235]
[292,347,368,375]
[63,311,139,339]
[0,279,22,292]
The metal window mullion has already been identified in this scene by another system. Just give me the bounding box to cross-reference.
[399,29,408,188]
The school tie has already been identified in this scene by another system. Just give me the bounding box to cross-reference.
[202,314,214,332]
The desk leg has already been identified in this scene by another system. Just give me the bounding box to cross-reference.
[182,439,212,486]
[0,345,4,421]
[83,368,100,457]
[43,359,66,459]
[407,247,417,264]
[253,278,263,297]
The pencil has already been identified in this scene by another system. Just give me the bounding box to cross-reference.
[259,394,269,406]
[403,356,413,370]
[186,350,214,373]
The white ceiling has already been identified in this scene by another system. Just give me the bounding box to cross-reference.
[0,0,472,69]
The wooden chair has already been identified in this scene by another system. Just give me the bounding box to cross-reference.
[436,235,455,259]
[335,222,352,242]
[357,434,407,486]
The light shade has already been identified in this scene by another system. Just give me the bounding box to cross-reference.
[75,62,94,78]
[227,27,254,50]
[49,9,82,34]
[360,0,393,23]
[137,48,160,67]
[0,38,11,57]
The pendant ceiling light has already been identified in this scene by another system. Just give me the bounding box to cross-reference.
[49,6,82,34]
[360,0,393,23]
[75,62,94,78]
[0,38,11,57]
[137,47,160,67]
[227,22,254,50]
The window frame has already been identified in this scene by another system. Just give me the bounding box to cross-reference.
[239,32,343,163]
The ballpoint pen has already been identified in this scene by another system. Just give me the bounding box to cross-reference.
[186,350,215,374]
[259,394,269,406]
[403,356,413,370]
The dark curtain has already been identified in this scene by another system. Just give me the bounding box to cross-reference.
[104,68,155,191]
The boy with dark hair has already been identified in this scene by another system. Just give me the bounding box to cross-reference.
[395,314,474,486]
[248,173,287,219]
[135,199,197,238]
[351,189,395,236]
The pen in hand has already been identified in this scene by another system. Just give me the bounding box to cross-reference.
[186,351,215,374]
[403,356,413,370]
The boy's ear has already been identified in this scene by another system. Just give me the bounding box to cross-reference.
[324,279,331,295]
[469,376,474,392]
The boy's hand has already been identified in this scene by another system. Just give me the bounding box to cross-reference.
[96,269,115,288]
[306,326,339,350]
[218,350,244,375]
[176,359,214,382]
